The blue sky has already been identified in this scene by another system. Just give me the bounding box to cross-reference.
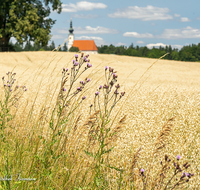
[13,0,200,49]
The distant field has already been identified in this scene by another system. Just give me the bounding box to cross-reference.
[0,52,199,189]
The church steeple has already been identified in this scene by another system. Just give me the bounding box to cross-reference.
[69,18,74,34]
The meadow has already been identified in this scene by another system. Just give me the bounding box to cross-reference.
[0,51,199,189]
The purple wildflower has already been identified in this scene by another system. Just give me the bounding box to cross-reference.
[7,80,9,83]
[63,67,65,71]
[95,91,99,96]
[83,57,87,61]
[113,73,117,79]
[90,104,93,107]
[177,155,181,160]
[82,96,86,100]
[4,84,6,86]
[87,79,91,82]
[25,88,27,91]
[121,92,125,96]
[63,88,66,91]
[17,85,19,88]
[140,169,145,174]
[73,60,75,64]
[99,85,102,89]
[105,66,108,70]
[75,54,78,58]
[2,76,4,80]
[8,84,11,87]
[10,89,12,92]
[87,63,92,68]
[74,62,79,66]
[77,87,81,91]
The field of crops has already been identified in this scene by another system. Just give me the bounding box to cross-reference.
[0,51,199,189]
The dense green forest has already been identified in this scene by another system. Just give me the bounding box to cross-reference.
[5,41,200,62]
[98,43,200,62]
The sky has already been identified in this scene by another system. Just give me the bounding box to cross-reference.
[12,0,200,49]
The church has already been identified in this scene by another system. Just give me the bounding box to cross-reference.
[67,19,98,54]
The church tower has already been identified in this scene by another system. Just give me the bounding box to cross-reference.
[68,19,74,51]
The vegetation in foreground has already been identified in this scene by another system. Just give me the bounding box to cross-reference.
[0,52,198,189]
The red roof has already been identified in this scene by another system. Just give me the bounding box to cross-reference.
[73,40,98,51]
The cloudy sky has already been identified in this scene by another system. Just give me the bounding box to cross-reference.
[21,0,200,49]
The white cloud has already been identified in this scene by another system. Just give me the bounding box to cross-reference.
[123,32,153,38]
[158,26,200,39]
[62,1,107,12]
[115,42,127,46]
[76,36,105,46]
[72,14,98,19]
[146,43,166,49]
[51,34,65,40]
[197,17,200,20]
[57,26,118,34]
[108,5,173,21]
[174,14,180,17]
[146,43,183,49]
[180,17,190,22]
[136,41,145,44]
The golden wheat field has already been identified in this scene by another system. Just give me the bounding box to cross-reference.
[0,51,200,189]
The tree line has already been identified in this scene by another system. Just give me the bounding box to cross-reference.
[98,43,200,62]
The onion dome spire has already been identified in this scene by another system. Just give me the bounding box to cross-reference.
[69,18,74,34]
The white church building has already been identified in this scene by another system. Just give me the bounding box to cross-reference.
[68,19,98,54]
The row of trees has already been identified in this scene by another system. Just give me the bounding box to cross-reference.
[11,41,69,52]
[98,43,200,62]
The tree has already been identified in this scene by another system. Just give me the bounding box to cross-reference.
[69,46,79,52]
[63,42,68,51]
[0,0,62,49]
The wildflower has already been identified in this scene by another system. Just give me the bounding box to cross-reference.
[86,54,89,58]
[140,169,145,175]
[113,73,117,79]
[87,79,91,82]
[114,90,119,95]
[81,53,84,57]
[74,62,79,66]
[10,89,12,92]
[115,84,120,89]
[90,104,93,107]
[99,85,102,89]
[77,87,81,91]
[7,80,9,83]
[4,84,6,86]
[82,96,86,100]
[17,85,19,88]
[25,88,27,91]
[2,76,4,80]
[105,66,108,70]
[75,54,78,58]
[8,84,11,87]
[63,67,65,71]
[103,84,109,89]
[63,88,66,91]
[95,91,99,96]
[73,60,75,64]
[177,155,181,160]
[87,63,92,68]
[66,68,69,72]
[121,92,125,96]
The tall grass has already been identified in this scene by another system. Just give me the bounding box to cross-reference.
[0,51,198,189]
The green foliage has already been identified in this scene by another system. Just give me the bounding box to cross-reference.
[63,42,68,51]
[69,46,79,52]
[0,0,62,47]
[98,43,200,62]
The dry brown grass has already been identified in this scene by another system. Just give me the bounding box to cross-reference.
[0,51,200,189]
